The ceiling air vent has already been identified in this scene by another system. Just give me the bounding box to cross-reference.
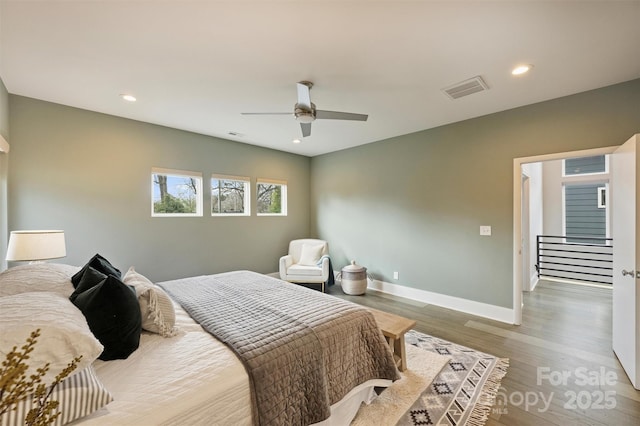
[442,76,489,100]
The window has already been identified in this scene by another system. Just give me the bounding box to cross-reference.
[560,155,610,243]
[564,183,606,243]
[598,187,607,209]
[256,179,287,216]
[151,168,202,217]
[564,155,606,176]
[211,174,250,216]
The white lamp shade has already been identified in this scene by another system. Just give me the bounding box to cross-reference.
[6,230,66,262]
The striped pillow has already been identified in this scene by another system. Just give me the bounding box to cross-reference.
[0,366,113,426]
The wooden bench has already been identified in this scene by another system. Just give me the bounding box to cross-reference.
[368,308,416,372]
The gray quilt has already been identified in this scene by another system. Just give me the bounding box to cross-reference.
[157,270,399,426]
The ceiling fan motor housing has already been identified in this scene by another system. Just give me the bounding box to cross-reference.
[295,102,316,123]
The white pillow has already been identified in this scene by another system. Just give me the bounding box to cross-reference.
[0,365,113,426]
[0,263,80,298]
[298,243,325,266]
[123,267,177,337]
[0,292,103,383]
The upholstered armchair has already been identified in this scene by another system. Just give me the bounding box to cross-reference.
[279,239,330,292]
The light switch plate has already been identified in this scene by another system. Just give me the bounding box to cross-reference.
[480,226,492,236]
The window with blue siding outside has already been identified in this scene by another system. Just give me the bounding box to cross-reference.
[564,155,606,176]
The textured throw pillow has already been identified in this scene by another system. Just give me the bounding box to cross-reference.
[298,243,325,266]
[0,263,80,298]
[0,365,113,426]
[0,292,103,383]
[71,253,121,287]
[123,267,178,337]
[71,275,142,361]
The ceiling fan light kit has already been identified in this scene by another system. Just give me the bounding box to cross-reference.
[242,81,368,138]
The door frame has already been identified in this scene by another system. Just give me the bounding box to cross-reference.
[512,146,617,324]
[521,173,531,291]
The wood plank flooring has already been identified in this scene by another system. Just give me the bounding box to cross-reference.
[327,279,640,425]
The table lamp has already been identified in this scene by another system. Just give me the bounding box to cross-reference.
[6,230,66,263]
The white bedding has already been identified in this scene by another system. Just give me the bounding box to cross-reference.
[75,302,252,425]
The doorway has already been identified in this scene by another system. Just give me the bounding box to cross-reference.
[512,146,617,324]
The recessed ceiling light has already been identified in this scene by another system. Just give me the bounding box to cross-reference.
[512,64,533,76]
[120,94,136,102]
[293,139,301,144]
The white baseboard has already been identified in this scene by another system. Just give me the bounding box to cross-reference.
[272,271,516,324]
[367,279,515,324]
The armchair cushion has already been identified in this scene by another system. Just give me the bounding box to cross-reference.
[287,264,324,276]
[298,243,325,266]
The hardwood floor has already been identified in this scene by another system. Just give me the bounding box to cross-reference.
[327,279,640,425]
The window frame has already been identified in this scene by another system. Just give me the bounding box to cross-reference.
[211,174,251,217]
[597,186,607,209]
[256,178,288,216]
[151,167,203,217]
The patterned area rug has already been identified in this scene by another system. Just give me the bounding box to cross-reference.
[352,343,450,425]
[397,330,509,426]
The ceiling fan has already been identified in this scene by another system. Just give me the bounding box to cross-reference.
[241,81,368,137]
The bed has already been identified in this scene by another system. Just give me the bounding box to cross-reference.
[0,261,399,426]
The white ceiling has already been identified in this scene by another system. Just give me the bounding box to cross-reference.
[1,1,639,157]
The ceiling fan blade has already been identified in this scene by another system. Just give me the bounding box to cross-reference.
[241,112,292,116]
[296,82,312,109]
[316,110,368,121]
[300,122,311,137]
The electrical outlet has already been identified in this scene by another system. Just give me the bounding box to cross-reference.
[393,271,399,280]
[480,226,492,236]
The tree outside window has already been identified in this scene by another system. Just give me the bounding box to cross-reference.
[212,175,250,215]
[257,180,287,216]
[151,168,202,216]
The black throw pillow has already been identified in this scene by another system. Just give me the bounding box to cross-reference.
[71,275,142,360]
[69,266,106,302]
[72,253,122,287]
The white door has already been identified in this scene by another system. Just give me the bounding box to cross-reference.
[612,134,640,389]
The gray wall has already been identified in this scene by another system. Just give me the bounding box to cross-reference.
[0,79,7,139]
[0,77,9,270]
[8,95,310,281]
[311,79,640,309]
